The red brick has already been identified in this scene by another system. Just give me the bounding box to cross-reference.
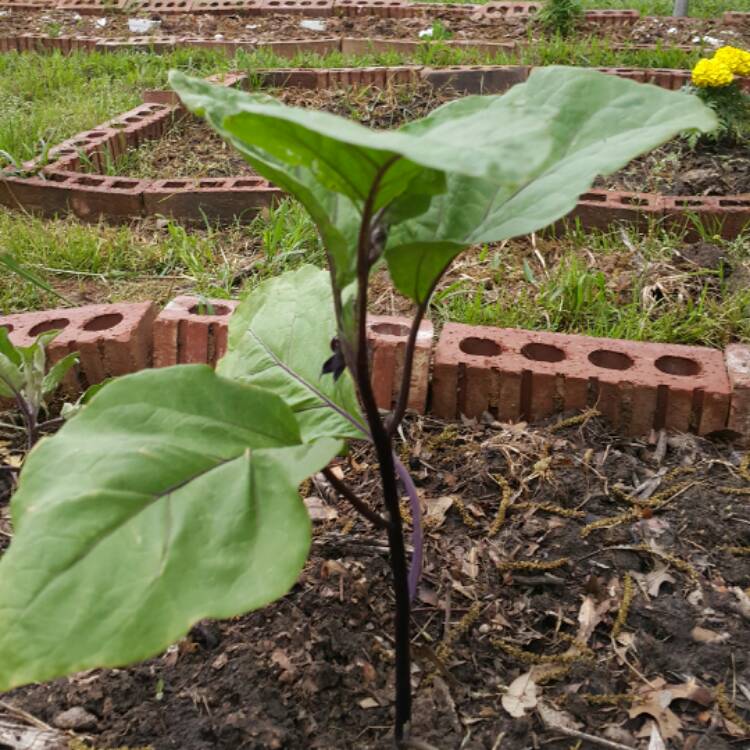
[420,65,529,94]
[0,303,157,391]
[101,103,179,149]
[143,177,279,224]
[662,195,750,241]
[190,0,263,13]
[479,1,540,17]
[153,296,240,368]
[725,344,750,439]
[724,11,750,24]
[431,323,730,436]
[584,9,639,26]
[562,190,664,233]
[367,315,433,414]
[333,0,410,17]
[130,0,192,10]
[261,0,332,13]
[56,0,129,12]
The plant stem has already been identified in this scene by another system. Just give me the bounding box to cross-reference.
[322,467,390,530]
[350,157,412,743]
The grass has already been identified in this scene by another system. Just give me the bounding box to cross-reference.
[0,41,702,162]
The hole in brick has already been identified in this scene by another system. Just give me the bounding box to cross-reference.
[674,198,705,207]
[620,195,649,207]
[163,180,189,188]
[198,180,225,188]
[655,355,700,377]
[29,318,69,336]
[460,337,501,357]
[371,322,409,337]
[719,199,750,207]
[188,303,231,316]
[47,173,70,183]
[111,180,139,189]
[588,349,633,371]
[580,192,607,202]
[1,324,14,334]
[75,177,105,187]
[232,179,263,187]
[521,342,565,363]
[85,131,106,139]
[84,313,123,331]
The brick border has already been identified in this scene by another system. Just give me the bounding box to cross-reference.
[2,65,748,237]
[1,297,748,439]
[0,0,644,21]
[0,31,707,58]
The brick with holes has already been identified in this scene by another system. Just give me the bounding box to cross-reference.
[0,303,157,391]
[725,344,750,440]
[367,315,433,414]
[153,296,240,368]
[431,323,730,436]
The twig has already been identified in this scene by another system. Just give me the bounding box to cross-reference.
[321,467,389,530]
[545,724,636,750]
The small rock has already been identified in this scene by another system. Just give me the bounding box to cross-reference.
[299,18,325,30]
[53,706,98,731]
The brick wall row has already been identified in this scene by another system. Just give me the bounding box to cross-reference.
[1,297,748,440]
[0,0,645,21]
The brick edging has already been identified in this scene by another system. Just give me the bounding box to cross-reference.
[0,0,646,21]
[1,65,748,237]
[1,297,748,440]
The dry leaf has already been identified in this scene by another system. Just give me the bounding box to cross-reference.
[647,722,666,750]
[630,678,712,739]
[576,594,611,643]
[731,587,750,620]
[425,496,454,528]
[537,701,582,731]
[633,563,676,598]
[304,496,338,522]
[691,626,729,644]
[502,672,538,718]
[462,546,479,580]
[358,697,379,709]
[211,653,228,671]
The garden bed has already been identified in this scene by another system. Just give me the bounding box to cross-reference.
[103,80,750,200]
[2,412,749,748]
[2,8,750,47]
[107,81,457,179]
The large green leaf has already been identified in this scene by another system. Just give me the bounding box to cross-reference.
[0,366,340,691]
[218,265,366,441]
[385,67,718,302]
[170,67,716,305]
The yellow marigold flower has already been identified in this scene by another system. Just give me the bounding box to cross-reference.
[691,57,735,88]
[714,46,750,77]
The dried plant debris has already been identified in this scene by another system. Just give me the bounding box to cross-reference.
[3,413,750,748]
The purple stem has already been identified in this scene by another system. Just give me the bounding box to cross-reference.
[394,454,422,602]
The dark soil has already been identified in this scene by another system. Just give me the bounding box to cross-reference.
[2,411,750,749]
[596,136,750,196]
[2,8,750,46]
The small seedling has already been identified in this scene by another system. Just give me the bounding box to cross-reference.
[0,67,716,746]
[0,328,78,448]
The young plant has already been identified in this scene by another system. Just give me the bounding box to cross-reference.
[0,328,78,448]
[689,46,750,144]
[537,0,583,38]
[0,67,715,745]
